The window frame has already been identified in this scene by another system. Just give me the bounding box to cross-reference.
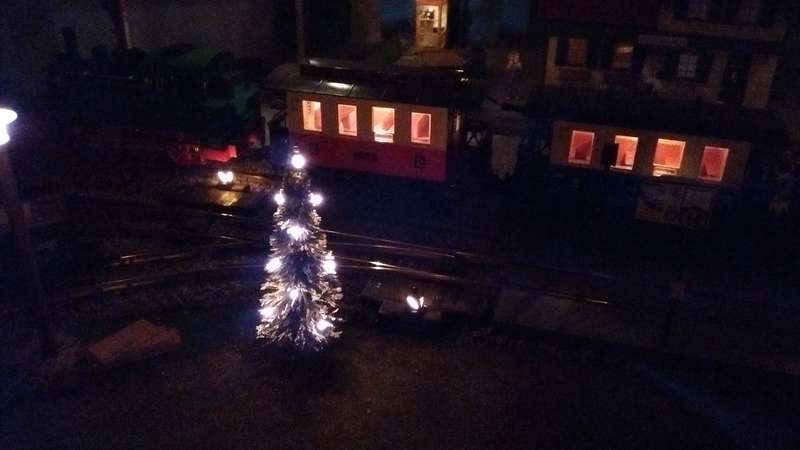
[653,138,686,176]
[737,0,762,23]
[565,38,589,67]
[301,100,322,133]
[567,130,595,165]
[610,43,635,71]
[612,135,639,170]
[337,104,358,137]
[410,112,432,145]
[698,146,730,182]
[371,106,396,144]
[676,53,700,80]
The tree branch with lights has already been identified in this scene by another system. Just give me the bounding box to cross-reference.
[257,147,342,352]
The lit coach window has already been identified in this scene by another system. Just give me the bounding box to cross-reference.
[699,146,729,182]
[372,107,395,143]
[568,130,594,165]
[411,112,431,144]
[338,104,357,136]
[301,100,322,132]
[613,135,638,170]
[653,138,685,177]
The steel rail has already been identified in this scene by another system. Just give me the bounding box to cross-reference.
[71,190,667,290]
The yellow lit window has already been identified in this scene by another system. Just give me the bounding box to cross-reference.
[699,146,729,181]
[611,44,634,70]
[337,104,357,136]
[301,100,322,132]
[568,130,594,165]
[613,135,638,170]
[372,107,395,143]
[411,112,431,144]
[566,38,588,67]
[653,138,686,176]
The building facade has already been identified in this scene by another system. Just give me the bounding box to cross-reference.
[537,0,787,109]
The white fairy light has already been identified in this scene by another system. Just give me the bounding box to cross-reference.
[259,306,276,320]
[309,192,323,207]
[265,257,282,273]
[316,319,334,332]
[217,170,234,185]
[290,153,306,170]
[0,108,18,146]
[288,288,300,301]
[322,253,336,275]
[286,225,307,241]
[406,295,425,312]
[273,191,286,206]
[406,295,420,311]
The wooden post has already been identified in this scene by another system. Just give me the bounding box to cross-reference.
[0,137,57,356]
[104,0,131,49]
[295,0,306,64]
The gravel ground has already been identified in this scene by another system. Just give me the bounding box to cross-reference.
[2,303,736,450]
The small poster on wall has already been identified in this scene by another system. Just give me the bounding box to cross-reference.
[636,180,717,229]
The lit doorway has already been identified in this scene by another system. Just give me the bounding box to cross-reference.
[416,0,448,49]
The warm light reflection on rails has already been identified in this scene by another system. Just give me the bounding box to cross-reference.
[217,170,234,184]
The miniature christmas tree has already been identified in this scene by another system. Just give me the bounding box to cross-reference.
[257,147,342,351]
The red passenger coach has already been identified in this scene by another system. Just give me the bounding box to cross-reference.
[279,60,468,182]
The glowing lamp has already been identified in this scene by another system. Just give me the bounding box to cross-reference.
[316,319,334,332]
[288,288,300,301]
[309,192,323,207]
[0,108,18,146]
[265,257,282,273]
[326,82,351,90]
[406,295,425,312]
[274,191,286,206]
[286,225,307,241]
[290,153,307,170]
[322,254,336,275]
[259,306,276,320]
[217,170,234,185]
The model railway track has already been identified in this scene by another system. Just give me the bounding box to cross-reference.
[72,190,499,263]
[191,167,278,188]
[70,190,666,304]
[106,241,455,269]
[51,260,620,307]
[70,190,486,256]
[129,159,280,187]
[60,219,800,341]
[2,230,639,320]
[70,190,652,281]
[0,259,464,316]
[69,191,260,225]
[8,225,800,376]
